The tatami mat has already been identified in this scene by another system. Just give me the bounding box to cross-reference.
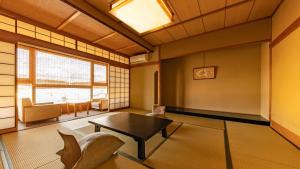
[144,124,227,169]
[1,123,83,169]
[121,108,225,130]
[2,110,300,169]
[71,120,182,158]
[227,121,300,169]
[2,112,176,169]
[0,158,3,169]
[37,155,149,169]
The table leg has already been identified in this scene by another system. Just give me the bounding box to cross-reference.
[162,128,168,138]
[67,104,69,114]
[87,102,90,115]
[95,125,101,132]
[79,104,82,113]
[74,104,77,117]
[137,139,146,160]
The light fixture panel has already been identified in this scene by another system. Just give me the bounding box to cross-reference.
[110,0,173,33]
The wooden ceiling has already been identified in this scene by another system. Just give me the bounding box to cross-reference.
[141,0,282,45]
[0,0,282,56]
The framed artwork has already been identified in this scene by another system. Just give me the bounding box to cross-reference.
[193,66,216,80]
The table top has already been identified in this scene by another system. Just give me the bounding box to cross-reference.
[89,112,173,140]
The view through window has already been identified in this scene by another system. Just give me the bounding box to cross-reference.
[17,46,108,104]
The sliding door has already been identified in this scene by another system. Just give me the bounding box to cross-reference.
[109,66,129,110]
[0,41,17,133]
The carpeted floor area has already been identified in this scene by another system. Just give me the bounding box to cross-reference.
[1,109,300,169]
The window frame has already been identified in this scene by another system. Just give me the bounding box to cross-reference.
[17,45,109,103]
[17,46,33,84]
[91,62,108,99]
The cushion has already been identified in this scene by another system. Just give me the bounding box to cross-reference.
[57,130,81,169]
[152,105,166,115]
[73,132,124,169]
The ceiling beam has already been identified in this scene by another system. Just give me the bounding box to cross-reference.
[57,11,81,30]
[61,0,154,52]
[93,32,117,43]
[142,0,251,36]
[116,44,137,51]
[0,7,130,57]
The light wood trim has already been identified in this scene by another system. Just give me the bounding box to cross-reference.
[270,16,300,48]
[93,32,117,43]
[157,0,174,20]
[34,84,92,88]
[17,79,31,84]
[93,83,108,86]
[269,45,272,120]
[110,0,132,13]
[91,63,94,98]
[271,120,300,148]
[14,42,18,131]
[30,47,36,103]
[61,0,154,51]
[57,11,81,30]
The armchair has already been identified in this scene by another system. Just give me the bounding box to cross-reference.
[20,98,62,126]
[91,98,108,111]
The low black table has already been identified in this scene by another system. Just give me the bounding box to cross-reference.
[89,112,173,160]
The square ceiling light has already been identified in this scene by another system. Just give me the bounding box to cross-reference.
[110,0,173,33]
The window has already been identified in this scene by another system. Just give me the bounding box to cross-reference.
[93,86,107,99]
[17,46,109,105]
[17,85,32,100]
[35,88,91,103]
[94,64,107,83]
[17,48,30,79]
[36,51,91,86]
[92,63,107,99]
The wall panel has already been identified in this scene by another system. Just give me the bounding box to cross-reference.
[109,66,129,110]
[0,41,16,133]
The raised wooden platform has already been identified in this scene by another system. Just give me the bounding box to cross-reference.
[166,106,270,125]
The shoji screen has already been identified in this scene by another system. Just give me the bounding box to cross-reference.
[109,66,129,110]
[0,41,16,133]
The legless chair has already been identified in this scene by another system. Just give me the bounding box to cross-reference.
[146,105,166,118]
[20,98,61,126]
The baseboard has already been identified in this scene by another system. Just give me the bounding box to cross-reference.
[271,120,300,148]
